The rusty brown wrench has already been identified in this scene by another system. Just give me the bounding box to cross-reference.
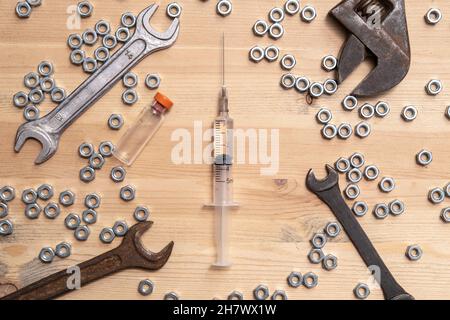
[330,0,411,97]
[1,222,174,300]
[306,165,414,300]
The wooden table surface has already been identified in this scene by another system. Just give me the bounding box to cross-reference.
[1,0,450,300]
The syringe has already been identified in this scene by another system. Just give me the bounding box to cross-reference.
[205,34,238,268]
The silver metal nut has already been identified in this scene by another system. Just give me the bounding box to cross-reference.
[364,165,380,181]
[338,123,353,140]
[426,79,442,96]
[325,222,341,238]
[25,203,41,219]
[120,185,136,202]
[322,55,338,71]
[352,201,368,217]
[80,166,96,183]
[134,206,150,222]
[70,49,86,65]
[82,209,98,225]
[269,7,285,23]
[375,101,390,117]
[354,283,370,299]
[79,142,94,158]
[99,227,115,243]
[379,177,396,193]
[344,184,360,200]
[425,8,442,25]
[145,74,161,90]
[359,103,375,119]
[85,193,101,209]
[167,2,182,19]
[16,2,32,18]
[287,271,303,288]
[355,121,371,138]
[23,106,39,122]
[0,220,14,236]
[113,220,129,237]
[373,203,389,219]
[271,290,288,300]
[38,61,54,77]
[116,27,131,42]
[284,0,300,15]
[82,57,98,74]
[95,20,111,36]
[316,108,333,124]
[416,149,432,166]
[308,248,325,264]
[89,153,105,170]
[264,45,280,62]
[29,88,45,104]
[77,1,93,18]
[335,157,351,173]
[324,79,338,95]
[103,34,118,49]
[280,54,296,70]
[249,46,265,63]
[24,72,40,89]
[0,203,8,219]
[295,76,310,92]
[350,153,365,168]
[0,186,15,202]
[322,124,338,140]
[111,166,127,183]
[138,279,154,296]
[342,95,358,111]
[122,89,139,105]
[280,73,296,90]
[253,20,269,36]
[389,200,405,216]
[429,187,445,204]
[402,106,418,122]
[39,247,55,264]
[322,254,338,271]
[22,188,38,204]
[302,272,318,289]
[37,184,54,201]
[59,190,75,207]
[55,242,72,258]
[67,34,83,50]
[228,291,243,300]
[253,284,269,300]
[216,0,232,17]
[108,114,124,130]
[65,213,81,230]
[269,23,284,40]
[406,245,423,261]
[74,225,90,241]
[121,12,137,28]
[440,208,450,223]
[123,72,139,88]
[311,233,327,248]
[44,202,61,219]
[99,141,114,157]
[164,292,180,300]
[13,91,29,108]
[301,6,317,22]
[51,87,66,103]
[309,82,324,98]
[94,47,110,63]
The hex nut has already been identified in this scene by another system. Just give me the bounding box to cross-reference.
[253,285,270,300]
[134,206,150,222]
[85,193,101,209]
[65,213,81,230]
[325,222,341,238]
[55,242,72,258]
[389,200,405,216]
[67,33,83,50]
[167,2,182,18]
[302,272,318,289]
[0,220,14,236]
[24,72,40,89]
[82,209,98,225]
[364,165,380,181]
[228,291,244,300]
[249,46,265,63]
[116,27,131,42]
[16,2,32,18]
[80,166,96,183]
[344,184,360,200]
[99,227,116,244]
[13,91,29,108]
[77,1,93,18]
[99,141,114,157]
[355,121,371,138]
[164,292,180,300]
[39,247,55,263]
[138,279,154,296]
[338,122,353,139]
[429,188,445,204]
[145,74,161,90]
[121,12,137,28]
[440,208,450,223]
[44,203,61,219]
[37,184,54,201]
[335,157,351,173]
[0,186,15,202]
[79,142,94,158]
[373,203,389,219]
[22,188,38,204]
[216,0,233,17]
[59,190,76,207]
[322,254,338,271]
[271,290,288,300]
[108,114,124,130]
[74,225,90,241]
[352,201,368,217]
[287,271,303,288]
[122,89,139,105]
[70,49,86,65]
[406,245,423,261]
[113,220,129,237]
[82,58,98,73]
[347,168,363,184]
[379,177,395,193]
[120,185,136,202]
[0,203,8,219]
[349,153,365,168]
[25,203,42,219]
[95,20,111,36]
[89,153,105,170]
[416,149,433,166]
[111,167,127,183]
[29,88,45,105]
[445,183,450,198]
[354,283,370,299]
[311,233,327,248]
[308,248,325,264]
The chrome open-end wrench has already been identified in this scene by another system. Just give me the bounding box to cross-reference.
[14,4,180,164]
[1,222,174,300]
[306,165,414,300]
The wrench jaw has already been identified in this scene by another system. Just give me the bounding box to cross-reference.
[306,165,339,194]
[14,122,58,165]
[390,293,415,300]
[136,4,180,53]
[120,221,175,271]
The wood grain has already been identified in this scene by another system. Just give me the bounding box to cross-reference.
[1,0,450,300]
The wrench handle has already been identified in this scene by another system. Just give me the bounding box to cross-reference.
[1,250,124,300]
[43,37,150,134]
[316,187,414,300]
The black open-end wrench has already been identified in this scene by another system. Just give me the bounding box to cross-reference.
[1,222,173,300]
[306,165,414,300]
